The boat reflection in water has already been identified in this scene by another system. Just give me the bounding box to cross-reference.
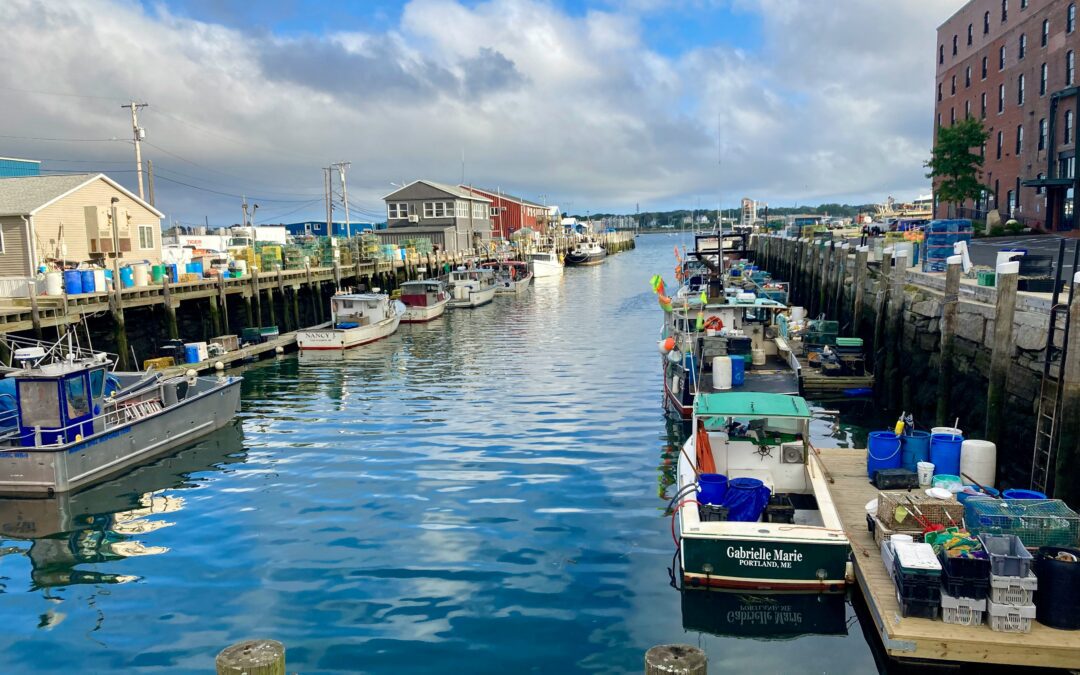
[681,588,849,640]
[0,421,244,589]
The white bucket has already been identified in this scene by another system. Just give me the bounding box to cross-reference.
[751,348,766,366]
[706,328,718,337]
[917,461,935,487]
[790,306,807,321]
[45,271,63,296]
[960,439,996,488]
[93,269,106,294]
[712,356,732,391]
[132,263,149,287]
[931,426,962,437]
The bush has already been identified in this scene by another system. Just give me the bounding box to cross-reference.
[989,224,1006,237]
[1005,221,1024,234]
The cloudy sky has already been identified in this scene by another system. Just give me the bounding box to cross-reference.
[0,0,965,225]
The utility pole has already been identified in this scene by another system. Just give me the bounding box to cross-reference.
[121,101,149,200]
[334,161,351,235]
[146,159,155,207]
[241,195,249,228]
[323,167,333,233]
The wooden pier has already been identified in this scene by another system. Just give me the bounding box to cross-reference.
[817,448,1080,669]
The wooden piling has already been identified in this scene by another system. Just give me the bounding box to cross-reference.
[28,284,42,339]
[208,295,222,338]
[264,283,276,329]
[252,272,262,329]
[834,243,848,325]
[644,645,706,675]
[217,275,230,335]
[985,266,1019,446]
[162,275,179,339]
[885,251,908,410]
[936,259,962,426]
[817,241,833,319]
[872,250,892,403]
[291,285,301,329]
[852,247,868,338]
[1053,275,1080,506]
[215,639,285,675]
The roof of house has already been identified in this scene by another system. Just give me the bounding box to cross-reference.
[0,172,165,218]
[381,180,492,202]
[459,186,545,208]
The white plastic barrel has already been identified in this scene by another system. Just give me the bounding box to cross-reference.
[751,348,766,366]
[917,461,935,487]
[132,263,149,287]
[712,356,732,391]
[93,269,106,293]
[45,272,63,296]
[790,306,807,321]
[234,260,248,277]
[960,439,997,488]
[931,426,963,437]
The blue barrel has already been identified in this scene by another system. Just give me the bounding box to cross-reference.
[683,353,697,385]
[119,267,134,288]
[900,431,932,472]
[867,431,902,478]
[730,355,745,386]
[63,269,83,295]
[1003,488,1047,500]
[167,263,179,283]
[80,270,96,293]
[930,433,963,476]
[697,473,728,505]
[185,345,201,364]
[721,477,771,522]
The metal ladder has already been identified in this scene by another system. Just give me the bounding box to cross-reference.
[1030,241,1078,495]
[122,399,163,423]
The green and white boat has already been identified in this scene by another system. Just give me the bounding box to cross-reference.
[675,392,850,591]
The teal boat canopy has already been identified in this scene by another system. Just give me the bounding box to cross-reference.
[694,392,811,419]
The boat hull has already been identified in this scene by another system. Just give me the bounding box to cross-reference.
[401,299,448,323]
[680,534,850,592]
[530,259,563,277]
[494,275,533,294]
[564,252,606,266]
[297,314,402,350]
[0,377,243,496]
[447,286,496,308]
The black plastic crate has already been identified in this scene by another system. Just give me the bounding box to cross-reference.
[894,566,943,603]
[941,573,990,600]
[1018,276,1057,293]
[896,593,940,619]
[873,468,918,490]
[698,504,729,522]
[938,550,990,599]
[764,494,795,524]
[867,513,876,534]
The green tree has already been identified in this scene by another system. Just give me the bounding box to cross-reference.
[925,118,989,212]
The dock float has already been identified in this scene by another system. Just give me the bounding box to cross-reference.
[162,330,299,377]
[816,448,1080,669]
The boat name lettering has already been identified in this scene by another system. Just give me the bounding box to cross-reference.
[725,546,804,569]
[726,608,803,626]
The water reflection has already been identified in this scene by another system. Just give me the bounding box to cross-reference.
[0,421,244,590]
[681,589,849,640]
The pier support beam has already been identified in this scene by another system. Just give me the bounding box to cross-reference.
[264,284,276,328]
[872,250,892,405]
[644,645,706,675]
[1053,274,1080,507]
[852,247,868,338]
[985,264,1019,447]
[291,286,301,329]
[818,241,833,319]
[110,300,130,371]
[886,251,908,411]
[252,273,262,329]
[162,275,179,339]
[216,639,285,675]
[936,258,961,426]
[208,295,222,338]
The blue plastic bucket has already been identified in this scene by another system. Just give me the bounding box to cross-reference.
[1003,488,1047,500]
[730,355,745,387]
[63,269,83,295]
[900,431,932,472]
[722,477,771,522]
[80,269,96,293]
[697,473,728,505]
[119,267,134,289]
[184,345,201,364]
[930,433,963,476]
[867,431,902,478]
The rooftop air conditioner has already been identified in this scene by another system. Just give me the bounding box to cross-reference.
[408,215,419,223]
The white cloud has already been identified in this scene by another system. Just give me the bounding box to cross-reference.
[0,0,964,223]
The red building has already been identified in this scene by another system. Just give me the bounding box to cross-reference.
[934,0,1080,230]
[459,186,548,239]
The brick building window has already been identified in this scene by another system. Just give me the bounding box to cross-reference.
[966,100,972,118]
[951,107,956,124]
[951,75,957,94]
[1039,118,1047,150]
[966,66,972,87]
[1069,50,1076,85]
[1036,173,1045,194]
[1041,62,1048,94]
[1016,124,1024,153]
[968,23,974,45]
[981,92,988,118]
[984,11,991,34]
[939,45,944,64]
[997,130,1004,158]
[1007,190,1015,214]
[1002,0,1008,22]
[1018,73,1025,104]
[1019,34,1026,59]
[938,82,943,101]
[1023,0,1028,8]
[1066,110,1074,144]
[982,56,988,79]
[1042,19,1050,46]
[938,112,943,127]
[1070,3,1077,33]
[999,83,1006,112]
[1000,45,1006,70]
[953,35,959,56]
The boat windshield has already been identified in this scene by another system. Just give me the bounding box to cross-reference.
[17,380,61,428]
[65,374,90,419]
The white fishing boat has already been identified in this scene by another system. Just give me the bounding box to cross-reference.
[446,268,497,308]
[296,293,404,350]
[484,261,533,294]
[527,250,563,278]
[564,239,606,266]
[399,280,450,323]
[674,392,849,591]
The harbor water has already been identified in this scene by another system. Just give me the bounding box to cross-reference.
[0,235,902,673]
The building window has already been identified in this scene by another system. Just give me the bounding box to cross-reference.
[981,92,988,118]
[950,107,956,125]
[937,113,942,127]
[0,227,5,254]
[1018,73,1025,105]
[1007,190,1015,214]
[388,202,408,219]
[984,11,991,34]
[965,100,972,118]
[999,83,1006,113]
[997,130,1004,159]
[982,56,988,79]
[423,201,453,218]
[939,45,944,64]
[968,23,974,45]
[456,201,469,218]
[1036,173,1045,195]
[965,66,972,87]
[1000,45,1006,70]
[1067,110,1075,144]
[1016,124,1024,153]
[1039,118,1047,150]
[1070,3,1077,33]
[937,83,943,101]
[1002,0,1008,22]
[1069,50,1076,85]
[951,75,957,95]
[138,225,154,249]
[489,207,500,217]
[1022,0,1028,8]
[472,202,486,219]
[1042,19,1050,46]
[1041,62,1048,95]
[1019,33,1026,59]
[952,35,958,55]
[1060,156,1075,177]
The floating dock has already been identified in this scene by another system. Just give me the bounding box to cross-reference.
[817,448,1080,669]
[162,330,299,377]
[795,356,874,398]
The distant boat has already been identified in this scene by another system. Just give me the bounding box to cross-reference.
[565,240,606,266]
[527,250,563,278]
[446,268,497,308]
[399,280,450,323]
[483,261,533,294]
[297,293,404,350]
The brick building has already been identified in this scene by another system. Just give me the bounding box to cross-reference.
[935,0,1080,230]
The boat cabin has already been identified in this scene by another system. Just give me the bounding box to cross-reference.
[399,281,446,307]
[448,268,495,285]
[7,356,111,447]
[331,294,390,328]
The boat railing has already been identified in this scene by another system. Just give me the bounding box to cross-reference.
[0,334,118,371]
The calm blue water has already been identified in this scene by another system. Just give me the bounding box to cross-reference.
[0,235,893,673]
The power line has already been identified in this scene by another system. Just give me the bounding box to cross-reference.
[0,134,123,143]
[152,174,326,203]
[142,140,324,198]
[255,198,324,224]
[0,86,127,102]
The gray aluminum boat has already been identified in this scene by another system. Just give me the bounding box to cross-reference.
[0,344,241,496]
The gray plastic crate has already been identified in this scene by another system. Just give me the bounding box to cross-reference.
[940,590,986,626]
[987,598,1036,633]
[989,571,1038,606]
[978,534,1033,577]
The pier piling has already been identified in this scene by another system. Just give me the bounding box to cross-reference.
[644,644,706,675]
[215,639,285,675]
[851,247,868,338]
[936,259,961,426]
[1054,274,1080,506]
[986,264,1019,447]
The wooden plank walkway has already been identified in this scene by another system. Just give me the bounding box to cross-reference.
[817,448,1080,669]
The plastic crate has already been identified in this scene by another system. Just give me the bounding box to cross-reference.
[882,540,897,581]
[940,590,986,626]
[872,515,926,550]
[873,468,919,490]
[987,598,1036,633]
[966,499,1080,548]
[989,571,1038,605]
[896,589,940,619]
[978,534,1034,577]
[893,542,943,602]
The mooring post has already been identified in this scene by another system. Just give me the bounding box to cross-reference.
[28,283,43,339]
[217,274,230,335]
[834,243,848,324]
[208,295,222,339]
[252,270,262,329]
[818,241,834,318]
[644,644,706,675]
[936,257,962,426]
[985,261,1019,446]
[215,639,285,675]
[264,280,276,329]
[886,250,909,410]
[1054,272,1080,506]
[852,246,868,338]
[277,270,288,332]
[162,274,179,339]
[872,250,893,403]
[292,285,301,329]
